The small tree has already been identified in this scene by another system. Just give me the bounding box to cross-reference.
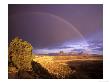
[8,37,33,71]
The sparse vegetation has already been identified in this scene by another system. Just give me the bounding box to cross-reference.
[8,37,103,79]
[33,56,73,78]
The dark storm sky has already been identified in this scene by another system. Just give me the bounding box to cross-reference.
[8,4,103,49]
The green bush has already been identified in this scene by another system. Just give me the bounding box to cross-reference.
[8,37,33,71]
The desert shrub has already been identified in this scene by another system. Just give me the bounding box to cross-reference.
[8,67,18,73]
[8,37,33,71]
[33,56,73,78]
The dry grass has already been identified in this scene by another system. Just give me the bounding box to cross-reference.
[9,55,103,79]
[33,56,73,78]
[33,55,103,78]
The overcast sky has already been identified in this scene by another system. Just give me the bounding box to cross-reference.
[8,4,103,49]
